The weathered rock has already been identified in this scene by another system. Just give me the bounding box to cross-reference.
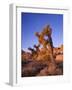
[37,67,48,76]
[22,60,47,77]
[37,62,63,76]
[55,55,63,63]
[22,51,32,61]
[53,45,63,55]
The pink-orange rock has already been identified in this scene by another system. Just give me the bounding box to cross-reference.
[22,51,32,61]
[37,67,48,76]
[53,45,63,55]
[55,54,63,63]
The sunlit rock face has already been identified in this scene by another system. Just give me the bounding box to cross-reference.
[55,54,63,63]
[21,50,32,61]
[53,45,63,63]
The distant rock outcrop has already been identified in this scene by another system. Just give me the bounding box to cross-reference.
[21,50,32,61]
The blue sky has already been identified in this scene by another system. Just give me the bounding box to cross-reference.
[21,12,63,51]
